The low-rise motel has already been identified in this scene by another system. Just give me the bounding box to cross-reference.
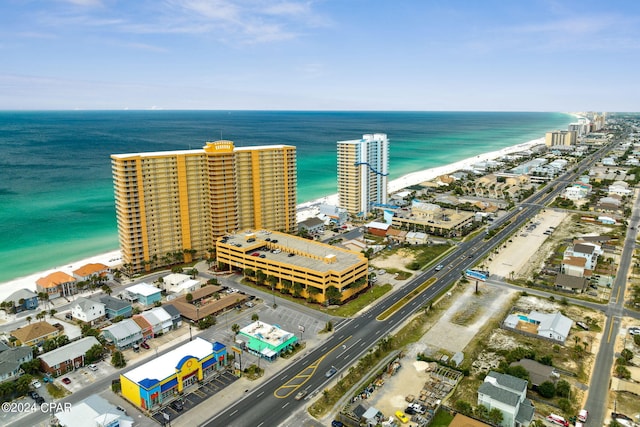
[120,337,226,411]
[216,230,369,304]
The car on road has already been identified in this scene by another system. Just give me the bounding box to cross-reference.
[140,341,150,349]
[629,327,640,335]
[325,366,337,378]
[578,409,588,423]
[171,400,184,411]
[395,410,410,424]
[88,364,98,371]
[61,377,71,384]
[295,390,308,400]
[434,264,444,271]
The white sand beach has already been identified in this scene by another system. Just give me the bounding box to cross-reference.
[0,137,545,302]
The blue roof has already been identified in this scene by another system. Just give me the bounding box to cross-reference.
[212,341,225,352]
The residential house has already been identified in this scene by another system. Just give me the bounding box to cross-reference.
[527,311,573,343]
[554,273,588,293]
[95,295,132,320]
[298,217,325,235]
[564,183,591,201]
[503,311,573,344]
[162,304,183,330]
[35,271,77,299]
[510,359,556,388]
[140,307,172,336]
[477,371,535,427]
[132,315,154,341]
[365,221,390,237]
[596,195,622,213]
[564,242,602,270]
[39,336,100,376]
[125,283,161,306]
[72,263,110,282]
[0,341,33,383]
[406,231,429,245]
[608,181,632,196]
[161,273,200,295]
[561,256,588,278]
[3,289,38,313]
[70,297,106,325]
[10,321,61,347]
[55,394,134,427]
[101,319,143,350]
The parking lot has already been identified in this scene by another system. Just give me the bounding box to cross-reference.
[151,370,238,425]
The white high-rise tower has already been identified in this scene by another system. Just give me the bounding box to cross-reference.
[337,133,389,216]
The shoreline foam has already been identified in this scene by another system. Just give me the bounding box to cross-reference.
[0,136,545,301]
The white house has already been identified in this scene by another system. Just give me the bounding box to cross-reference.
[527,311,574,343]
[161,273,200,295]
[608,181,632,197]
[55,394,133,427]
[563,183,591,201]
[70,297,105,324]
[140,307,173,336]
[477,371,535,427]
[563,242,601,273]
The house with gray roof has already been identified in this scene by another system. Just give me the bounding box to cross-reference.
[162,304,182,329]
[140,307,172,336]
[55,394,133,427]
[477,371,534,427]
[95,295,132,319]
[39,336,100,377]
[0,341,33,383]
[70,297,105,325]
[3,289,38,313]
[101,318,142,350]
[528,311,573,343]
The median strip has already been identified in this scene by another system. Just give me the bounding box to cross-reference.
[376,277,437,321]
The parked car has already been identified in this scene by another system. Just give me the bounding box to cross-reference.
[405,407,417,415]
[140,341,150,350]
[331,421,344,427]
[31,379,42,389]
[88,364,98,371]
[629,327,640,336]
[35,396,45,405]
[171,400,184,411]
[61,377,71,384]
[28,391,40,400]
[395,410,409,424]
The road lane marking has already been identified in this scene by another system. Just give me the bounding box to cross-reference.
[607,320,614,343]
[257,391,264,398]
[274,336,352,399]
[230,410,238,416]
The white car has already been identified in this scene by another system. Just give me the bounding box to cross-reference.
[88,364,98,371]
[31,380,41,389]
[629,327,640,336]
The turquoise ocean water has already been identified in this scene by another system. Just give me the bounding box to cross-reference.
[0,111,573,284]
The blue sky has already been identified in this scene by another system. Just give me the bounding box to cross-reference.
[1,0,639,111]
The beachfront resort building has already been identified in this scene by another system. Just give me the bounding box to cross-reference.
[545,130,577,147]
[111,141,297,273]
[337,133,389,216]
[391,200,476,237]
[120,337,227,411]
[216,230,369,304]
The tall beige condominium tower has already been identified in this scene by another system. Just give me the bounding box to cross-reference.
[545,130,577,147]
[111,141,297,273]
[337,133,389,216]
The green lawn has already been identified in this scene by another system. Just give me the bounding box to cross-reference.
[431,409,454,427]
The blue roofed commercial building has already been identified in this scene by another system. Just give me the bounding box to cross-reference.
[120,337,227,411]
